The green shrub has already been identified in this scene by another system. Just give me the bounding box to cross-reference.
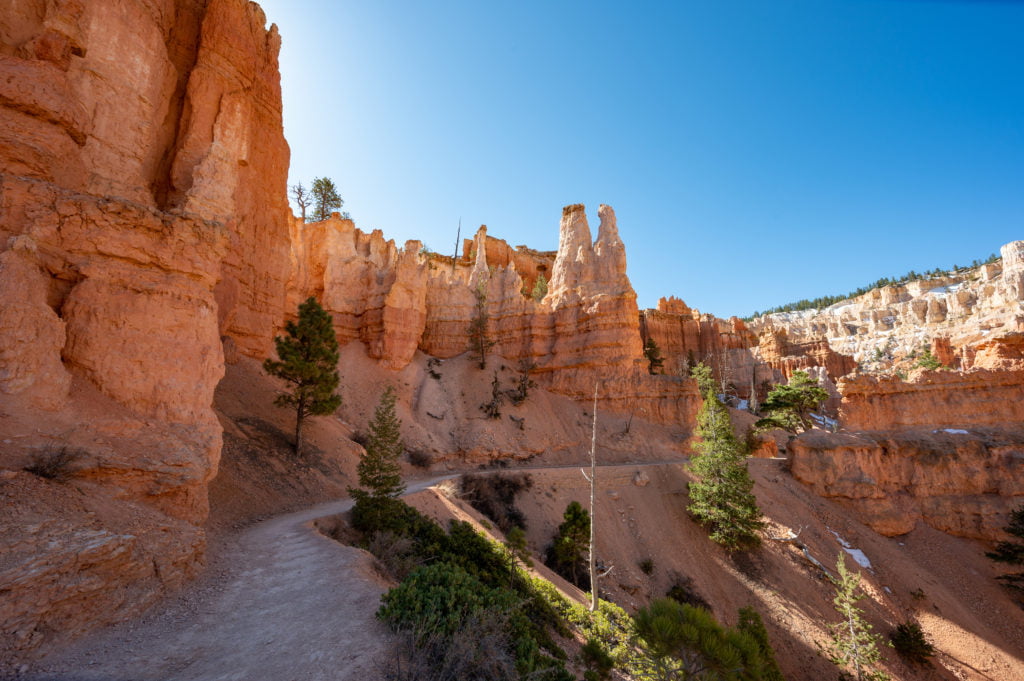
[580,637,615,679]
[666,575,711,611]
[460,472,533,532]
[890,621,934,665]
[639,558,655,575]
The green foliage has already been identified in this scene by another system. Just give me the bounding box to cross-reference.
[889,621,934,665]
[349,386,405,501]
[358,498,571,680]
[310,176,343,221]
[468,280,495,369]
[532,273,549,301]
[914,347,944,370]
[738,607,786,681]
[581,637,615,680]
[755,370,829,434]
[633,598,776,680]
[461,472,533,533]
[263,296,341,453]
[639,558,655,575]
[745,254,1001,319]
[986,504,1024,591]
[690,362,716,397]
[688,374,763,551]
[546,501,591,588]
[644,337,666,374]
[826,554,890,681]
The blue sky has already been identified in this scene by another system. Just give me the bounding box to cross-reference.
[258,0,1023,317]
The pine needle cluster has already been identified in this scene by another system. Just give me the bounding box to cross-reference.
[350,386,406,501]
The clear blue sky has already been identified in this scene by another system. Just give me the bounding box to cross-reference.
[258,0,1023,318]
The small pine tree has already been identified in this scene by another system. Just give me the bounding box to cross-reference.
[467,280,495,369]
[547,500,591,588]
[915,346,943,370]
[310,176,343,221]
[738,606,786,681]
[350,386,406,501]
[986,504,1024,591]
[644,338,665,375]
[531,273,548,301]
[827,554,890,681]
[687,363,763,551]
[756,370,830,433]
[263,297,342,454]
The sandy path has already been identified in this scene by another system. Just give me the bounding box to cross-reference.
[28,476,454,681]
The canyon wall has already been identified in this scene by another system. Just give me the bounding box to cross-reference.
[0,0,289,653]
[749,241,1024,369]
[289,204,702,427]
[639,297,855,402]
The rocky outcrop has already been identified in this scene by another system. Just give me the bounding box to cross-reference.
[639,297,854,401]
[0,0,289,654]
[838,369,1024,431]
[791,428,1024,539]
[750,241,1024,370]
[290,205,701,426]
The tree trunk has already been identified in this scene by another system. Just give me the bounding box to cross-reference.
[588,385,598,612]
[295,410,304,455]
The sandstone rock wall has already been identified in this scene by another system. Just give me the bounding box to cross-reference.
[0,0,289,653]
[791,429,1024,539]
[290,205,701,426]
[750,241,1024,369]
[838,369,1024,431]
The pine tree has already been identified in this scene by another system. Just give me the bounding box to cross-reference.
[546,501,591,588]
[914,347,943,371]
[263,297,342,454]
[756,370,830,433]
[531,273,548,301]
[644,338,665,375]
[738,606,786,681]
[351,386,406,500]
[986,504,1024,591]
[687,363,763,551]
[827,554,890,681]
[310,176,343,222]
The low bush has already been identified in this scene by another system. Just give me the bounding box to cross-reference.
[666,574,712,611]
[23,445,81,481]
[890,621,934,665]
[639,558,655,575]
[460,472,533,532]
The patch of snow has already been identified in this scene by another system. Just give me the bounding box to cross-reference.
[926,286,949,295]
[934,428,970,435]
[828,528,873,570]
[883,586,892,594]
[737,399,749,411]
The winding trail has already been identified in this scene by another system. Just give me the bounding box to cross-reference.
[29,462,690,681]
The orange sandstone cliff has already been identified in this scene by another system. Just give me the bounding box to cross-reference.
[0,0,289,652]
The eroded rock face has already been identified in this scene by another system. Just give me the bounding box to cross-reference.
[749,240,1024,369]
[290,206,700,425]
[791,429,1024,539]
[838,369,1024,431]
[0,0,288,655]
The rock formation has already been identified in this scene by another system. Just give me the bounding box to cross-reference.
[1,0,289,653]
[749,240,1024,370]
[289,205,701,426]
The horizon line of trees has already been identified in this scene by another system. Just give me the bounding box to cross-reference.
[746,252,1001,320]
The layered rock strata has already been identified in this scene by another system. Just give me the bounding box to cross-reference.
[0,0,289,653]
[289,205,702,425]
[750,241,1024,369]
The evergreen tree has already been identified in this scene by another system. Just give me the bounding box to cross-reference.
[633,598,776,680]
[351,386,406,500]
[310,176,343,221]
[827,554,890,681]
[687,363,763,551]
[546,501,591,588]
[738,607,786,681]
[644,337,665,374]
[467,280,495,369]
[531,273,548,301]
[986,504,1024,591]
[755,370,829,433]
[263,297,342,454]
[914,347,943,370]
